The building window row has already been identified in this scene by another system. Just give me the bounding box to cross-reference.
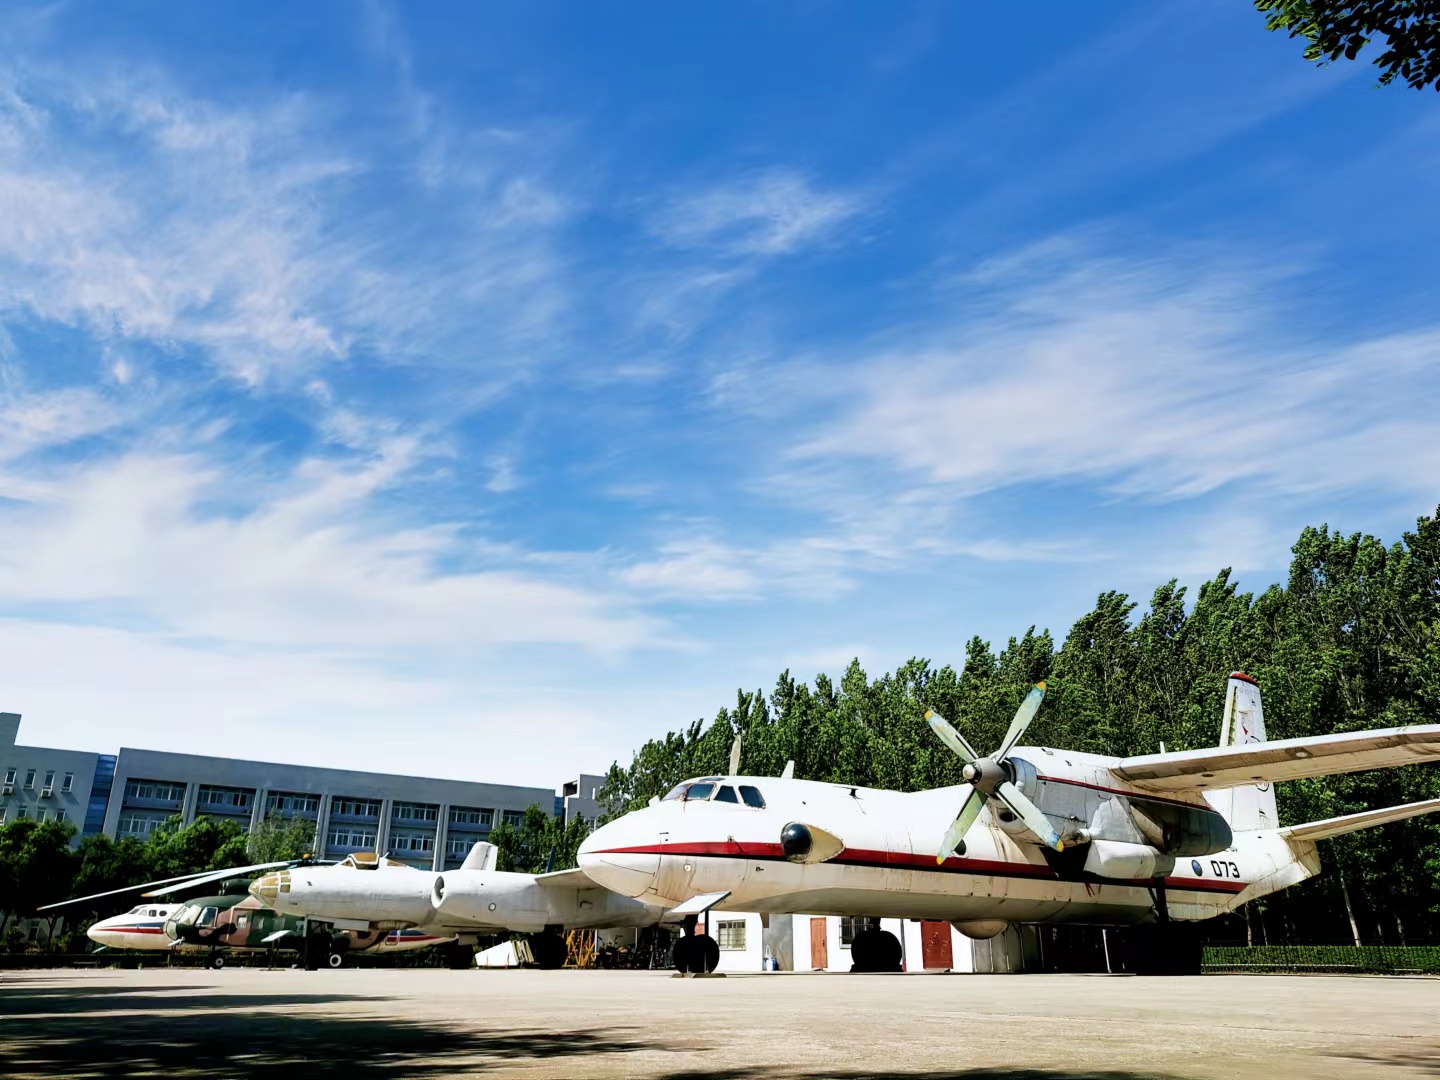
[327,828,376,849]
[124,779,186,804]
[267,792,320,815]
[449,806,493,827]
[331,797,381,819]
[118,814,163,837]
[446,838,476,857]
[1,805,69,825]
[501,809,526,828]
[392,802,438,823]
[390,833,434,853]
[196,785,253,810]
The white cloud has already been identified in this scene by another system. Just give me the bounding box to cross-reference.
[0,441,657,653]
[648,168,863,256]
[789,244,1440,505]
[0,64,571,385]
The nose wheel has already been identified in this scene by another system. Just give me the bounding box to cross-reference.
[672,933,719,974]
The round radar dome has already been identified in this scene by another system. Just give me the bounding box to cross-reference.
[780,822,812,861]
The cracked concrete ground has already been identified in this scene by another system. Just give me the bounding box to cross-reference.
[1,967,1436,1079]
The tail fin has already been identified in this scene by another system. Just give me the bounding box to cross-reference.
[1212,673,1277,830]
[460,841,498,872]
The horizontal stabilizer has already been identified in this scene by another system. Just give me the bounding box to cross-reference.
[534,867,595,888]
[1280,798,1440,842]
[1116,724,1440,792]
[666,890,732,916]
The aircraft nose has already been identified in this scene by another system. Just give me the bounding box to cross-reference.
[577,818,660,898]
[250,870,289,906]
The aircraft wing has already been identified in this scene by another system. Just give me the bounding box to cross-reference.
[1115,724,1440,792]
[534,868,596,888]
[1279,798,1440,842]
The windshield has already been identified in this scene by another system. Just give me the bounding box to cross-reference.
[739,785,766,808]
[683,782,716,801]
[714,785,738,803]
[176,904,201,926]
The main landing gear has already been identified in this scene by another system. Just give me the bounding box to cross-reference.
[672,915,720,975]
[1121,883,1202,976]
[849,921,902,973]
[528,929,567,970]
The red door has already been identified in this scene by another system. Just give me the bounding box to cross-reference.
[810,918,828,970]
[920,921,953,970]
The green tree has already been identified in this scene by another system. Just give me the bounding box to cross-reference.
[245,813,319,863]
[489,804,590,873]
[0,819,80,946]
[1256,1,1440,90]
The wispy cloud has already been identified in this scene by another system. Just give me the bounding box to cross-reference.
[786,240,1440,506]
[647,168,864,257]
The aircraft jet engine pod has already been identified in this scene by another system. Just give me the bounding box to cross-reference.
[780,822,845,864]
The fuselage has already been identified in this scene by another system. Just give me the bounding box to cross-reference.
[577,752,1317,926]
[87,904,181,950]
[251,858,667,935]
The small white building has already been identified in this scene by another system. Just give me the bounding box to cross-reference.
[700,913,1041,973]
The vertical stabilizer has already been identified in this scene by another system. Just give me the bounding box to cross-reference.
[1212,673,1278,831]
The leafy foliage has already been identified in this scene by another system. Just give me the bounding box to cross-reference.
[245,813,320,863]
[488,804,590,873]
[1256,1,1440,90]
[600,508,1440,944]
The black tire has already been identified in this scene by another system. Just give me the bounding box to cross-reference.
[873,930,903,972]
[209,953,226,970]
[849,929,876,972]
[326,951,344,969]
[688,934,720,974]
[444,944,474,970]
[531,934,565,970]
[672,935,693,973]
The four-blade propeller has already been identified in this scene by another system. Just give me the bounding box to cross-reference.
[925,682,1063,862]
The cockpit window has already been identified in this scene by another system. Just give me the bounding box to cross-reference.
[683,782,715,801]
[177,905,200,926]
[198,906,219,927]
[714,785,738,803]
[662,782,689,801]
[739,785,766,809]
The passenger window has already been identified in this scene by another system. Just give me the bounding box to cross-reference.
[714,785,738,803]
[739,785,765,809]
[683,783,715,801]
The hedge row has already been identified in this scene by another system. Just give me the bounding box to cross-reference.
[1203,945,1440,974]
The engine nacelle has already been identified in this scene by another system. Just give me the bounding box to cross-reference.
[1082,839,1175,880]
[431,873,550,932]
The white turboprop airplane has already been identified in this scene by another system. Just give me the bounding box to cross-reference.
[578,673,1440,974]
[250,840,671,968]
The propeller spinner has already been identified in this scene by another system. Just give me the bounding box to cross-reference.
[925,682,1063,862]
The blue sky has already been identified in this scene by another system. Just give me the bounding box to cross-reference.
[2,2,1437,787]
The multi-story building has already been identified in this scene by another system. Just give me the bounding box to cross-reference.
[562,773,607,830]
[0,713,114,837]
[2,713,594,871]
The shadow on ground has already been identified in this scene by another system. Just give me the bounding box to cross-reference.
[0,984,663,1078]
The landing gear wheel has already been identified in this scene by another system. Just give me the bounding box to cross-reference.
[671,935,692,972]
[850,929,902,973]
[208,953,226,970]
[686,934,719,974]
[530,934,566,970]
[326,950,344,969]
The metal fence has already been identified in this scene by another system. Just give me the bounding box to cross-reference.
[1203,944,1440,975]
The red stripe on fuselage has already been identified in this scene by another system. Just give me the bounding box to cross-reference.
[589,842,1247,895]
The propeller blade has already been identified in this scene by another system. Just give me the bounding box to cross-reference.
[938,787,985,863]
[995,780,1063,852]
[925,709,978,764]
[142,859,298,898]
[996,682,1046,760]
[729,732,742,776]
[39,867,242,912]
